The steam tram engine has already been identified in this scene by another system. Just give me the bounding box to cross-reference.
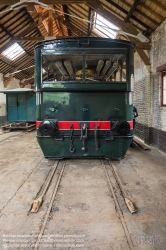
[35,37,134,159]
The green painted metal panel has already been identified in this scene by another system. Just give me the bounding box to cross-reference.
[42,92,127,121]
[37,136,132,159]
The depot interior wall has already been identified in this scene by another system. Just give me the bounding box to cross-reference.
[0,73,6,125]
[134,19,166,153]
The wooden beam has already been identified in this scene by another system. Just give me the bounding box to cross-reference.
[134,42,151,50]
[86,0,150,65]
[136,49,150,65]
[105,0,152,33]
[124,0,141,22]
[55,19,63,36]
[35,6,49,33]
[52,5,64,36]
[148,0,166,11]
[37,7,43,25]
[0,23,31,56]
[48,6,53,36]
[0,0,85,4]
[156,63,166,72]
[63,20,86,37]
[87,7,94,36]
[138,3,165,22]
[26,3,34,12]
[62,5,70,36]
[0,13,48,54]
[10,56,34,73]
[120,0,159,27]
[14,36,45,41]
[0,54,13,66]
[86,0,139,35]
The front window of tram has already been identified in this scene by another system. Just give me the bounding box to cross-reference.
[42,53,127,83]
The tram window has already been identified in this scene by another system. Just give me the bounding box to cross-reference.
[84,54,126,82]
[42,53,127,82]
[42,54,83,82]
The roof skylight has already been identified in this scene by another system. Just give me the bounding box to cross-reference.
[93,13,118,39]
[1,43,25,60]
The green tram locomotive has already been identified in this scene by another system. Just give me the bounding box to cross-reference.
[35,37,134,159]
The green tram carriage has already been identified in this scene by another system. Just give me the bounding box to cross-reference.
[35,37,134,159]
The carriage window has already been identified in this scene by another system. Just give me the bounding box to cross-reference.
[42,53,126,82]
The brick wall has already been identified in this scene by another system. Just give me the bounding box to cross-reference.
[0,73,6,125]
[134,19,166,153]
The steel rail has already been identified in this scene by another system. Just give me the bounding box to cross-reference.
[33,160,66,250]
[31,160,60,212]
[110,162,137,214]
[101,160,135,250]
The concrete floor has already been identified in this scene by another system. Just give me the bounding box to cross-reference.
[0,131,166,250]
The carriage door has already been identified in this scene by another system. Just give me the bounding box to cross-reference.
[7,93,18,121]
[27,92,36,121]
[18,93,26,121]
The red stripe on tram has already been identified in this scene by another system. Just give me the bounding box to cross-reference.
[128,121,133,129]
[58,121,111,130]
[36,121,41,129]
[36,121,133,130]
[89,121,111,130]
[58,121,80,130]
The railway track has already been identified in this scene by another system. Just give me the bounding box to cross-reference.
[31,159,136,250]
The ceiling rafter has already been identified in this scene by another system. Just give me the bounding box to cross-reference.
[149,0,166,12]
[0,7,27,25]
[53,5,63,36]
[34,6,49,33]
[67,3,88,20]
[62,4,70,36]
[121,0,159,27]
[0,0,86,6]
[0,23,31,56]
[0,12,48,54]
[87,7,94,36]
[86,0,150,66]
[10,56,34,73]
[106,0,152,34]
[48,5,54,36]
[62,20,86,37]
[124,0,141,22]
[138,3,165,22]
[106,0,159,29]
[86,0,139,36]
